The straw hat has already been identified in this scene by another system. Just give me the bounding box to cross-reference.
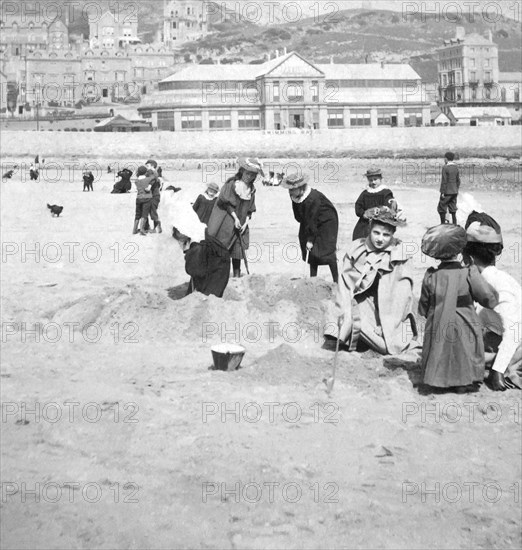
[206,182,220,194]
[365,167,382,178]
[422,224,467,259]
[365,205,406,228]
[238,157,264,176]
[281,173,310,189]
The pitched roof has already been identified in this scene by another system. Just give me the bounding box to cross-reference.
[318,63,421,80]
[161,52,420,83]
[450,106,512,118]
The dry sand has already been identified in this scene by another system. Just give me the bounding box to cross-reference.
[1,157,521,549]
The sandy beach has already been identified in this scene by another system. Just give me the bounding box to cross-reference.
[1,156,521,549]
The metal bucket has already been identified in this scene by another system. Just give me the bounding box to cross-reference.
[211,343,246,371]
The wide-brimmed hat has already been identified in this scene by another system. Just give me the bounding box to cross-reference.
[206,182,219,194]
[238,157,264,177]
[422,224,467,259]
[281,173,310,190]
[466,222,503,244]
[365,205,406,228]
[365,167,382,178]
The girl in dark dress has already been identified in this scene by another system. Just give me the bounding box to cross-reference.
[352,167,395,240]
[206,158,264,278]
[193,182,219,225]
[419,224,498,392]
[283,173,339,283]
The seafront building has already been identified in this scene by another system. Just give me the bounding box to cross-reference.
[138,51,430,131]
[438,27,522,122]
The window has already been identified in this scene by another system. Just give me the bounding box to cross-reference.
[327,110,343,128]
[515,89,520,102]
[470,71,476,82]
[485,71,491,83]
[181,111,202,130]
[102,88,108,98]
[484,86,491,100]
[405,110,422,127]
[470,58,475,67]
[311,81,319,102]
[442,74,447,86]
[485,58,490,67]
[350,111,371,126]
[238,111,260,129]
[158,111,175,131]
[273,81,280,102]
[456,72,461,85]
[501,88,506,101]
[377,110,397,126]
[115,71,125,82]
[85,70,95,81]
[471,87,477,99]
[286,82,304,102]
[209,111,231,129]
[172,22,177,28]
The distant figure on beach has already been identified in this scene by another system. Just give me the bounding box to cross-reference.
[325,204,418,355]
[463,212,522,391]
[419,224,498,393]
[352,167,398,241]
[193,182,219,225]
[207,157,263,278]
[83,170,94,192]
[29,165,39,181]
[107,165,112,174]
[438,151,460,225]
[282,173,339,283]
[112,168,133,194]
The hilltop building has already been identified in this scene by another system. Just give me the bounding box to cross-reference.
[89,10,140,49]
[138,51,430,131]
[438,27,521,122]
[163,0,209,48]
[0,15,69,55]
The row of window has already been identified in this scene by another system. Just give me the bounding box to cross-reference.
[157,110,425,131]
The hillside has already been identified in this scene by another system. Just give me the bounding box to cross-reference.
[1,1,520,81]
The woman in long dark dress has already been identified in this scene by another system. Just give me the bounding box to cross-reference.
[282,173,339,283]
[352,167,395,240]
[206,158,264,278]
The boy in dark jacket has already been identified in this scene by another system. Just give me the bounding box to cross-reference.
[145,159,163,233]
[438,151,460,225]
[133,166,154,236]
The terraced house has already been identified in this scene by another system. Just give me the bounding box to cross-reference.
[138,51,430,131]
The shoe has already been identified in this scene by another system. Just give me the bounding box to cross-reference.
[233,269,241,278]
[132,220,139,235]
[138,219,147,236]
[157,222,162,234]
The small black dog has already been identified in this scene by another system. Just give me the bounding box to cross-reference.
[47,204,64,217]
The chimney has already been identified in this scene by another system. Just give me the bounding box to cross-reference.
[330,55,334,64]
[455,26,465,40]
[283,47,287,55]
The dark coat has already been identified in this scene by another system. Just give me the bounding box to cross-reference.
[440,163,461,195]
[206,178,256,260]
[352,187,394,240]
[419,263,498,388]
[193,194,217,225]
[292,189,338,265]
[112,170,133,194]
[185,236,230,298]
